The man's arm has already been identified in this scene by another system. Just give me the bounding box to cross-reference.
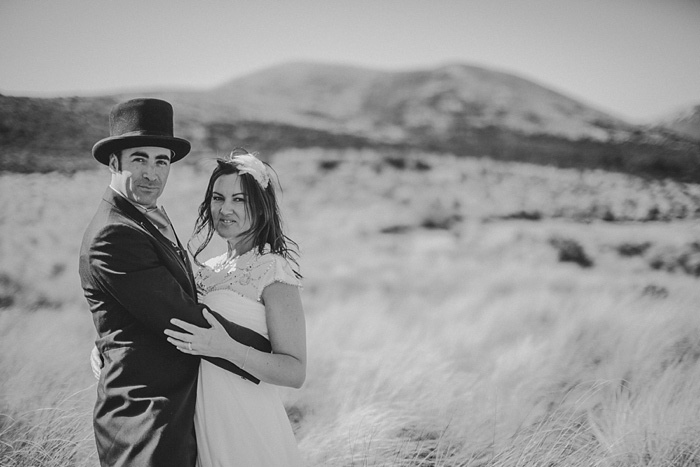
[89,223,270,380]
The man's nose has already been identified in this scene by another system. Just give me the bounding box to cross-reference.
[143,164,157,180]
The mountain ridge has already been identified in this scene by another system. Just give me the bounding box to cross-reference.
[0,61,698,180]
[205,61,632,141]
[653,104,700,142]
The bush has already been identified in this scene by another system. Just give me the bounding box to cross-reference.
[616,242,652,257]
[649,243,700,277]
[549,236,594,268]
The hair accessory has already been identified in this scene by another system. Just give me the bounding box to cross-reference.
[226,152,270,189]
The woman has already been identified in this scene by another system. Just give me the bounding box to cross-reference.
[164,148,306,466]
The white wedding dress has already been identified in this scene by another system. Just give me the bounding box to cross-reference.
[193,248,304,467]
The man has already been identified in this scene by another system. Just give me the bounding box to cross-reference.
[79,98,270,467]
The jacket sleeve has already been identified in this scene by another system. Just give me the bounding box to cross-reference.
[89,222,270,382]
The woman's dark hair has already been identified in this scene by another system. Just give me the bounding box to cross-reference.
[188,148,300,277]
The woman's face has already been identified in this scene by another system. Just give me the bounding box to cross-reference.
[210,174,253,249]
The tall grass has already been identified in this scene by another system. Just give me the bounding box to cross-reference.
[2,149,700,466]
[0,308,97,466]
[293,227,700,466]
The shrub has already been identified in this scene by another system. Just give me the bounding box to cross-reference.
[499,210,543,221]
[616,242,652,257]
[549,236,594,268]
[642,284,669,299]
[649,243,700,277]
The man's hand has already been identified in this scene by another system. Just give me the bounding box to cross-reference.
[164,308,243,363]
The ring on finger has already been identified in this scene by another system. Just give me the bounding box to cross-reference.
[188,342,192,351]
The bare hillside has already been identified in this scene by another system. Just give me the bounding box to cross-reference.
[1,61,698,180]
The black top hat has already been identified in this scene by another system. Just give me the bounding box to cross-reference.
[92,98,191,165]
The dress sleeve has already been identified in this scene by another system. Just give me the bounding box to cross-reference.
[256,254,301,301]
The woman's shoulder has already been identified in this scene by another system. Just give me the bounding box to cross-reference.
[254,248,299,270]
[253,249,285,266]
[252,249,301,290]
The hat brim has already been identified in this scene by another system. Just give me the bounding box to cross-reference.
[92,135,191,165]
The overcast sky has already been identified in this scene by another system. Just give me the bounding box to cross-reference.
[1,0,699,123]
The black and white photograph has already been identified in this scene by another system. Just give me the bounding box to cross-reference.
[1,1,700,466]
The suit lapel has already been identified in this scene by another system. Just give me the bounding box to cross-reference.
[103,188,196,295]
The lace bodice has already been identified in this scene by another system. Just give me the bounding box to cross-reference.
[194,247,301,303]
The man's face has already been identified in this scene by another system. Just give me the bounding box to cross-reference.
[110,146,172,207]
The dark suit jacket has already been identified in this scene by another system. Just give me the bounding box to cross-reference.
[79,188,271,467]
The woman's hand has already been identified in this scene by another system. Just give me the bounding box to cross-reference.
[164,308,243,362]
[90,345,103,380]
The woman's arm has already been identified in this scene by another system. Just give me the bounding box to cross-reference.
[165,282,306,388]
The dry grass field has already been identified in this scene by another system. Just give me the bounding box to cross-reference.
[2,148,700,466]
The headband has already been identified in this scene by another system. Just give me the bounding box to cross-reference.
[223,152,270,189]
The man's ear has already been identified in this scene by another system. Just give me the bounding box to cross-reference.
[108,154,119,174]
